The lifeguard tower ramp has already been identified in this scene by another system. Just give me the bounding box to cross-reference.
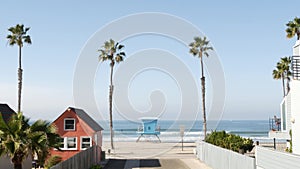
[136,117,161,142]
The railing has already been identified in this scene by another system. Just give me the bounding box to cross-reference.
[269,116,281,131]
[292,55,300,80]
[50,145,101,169]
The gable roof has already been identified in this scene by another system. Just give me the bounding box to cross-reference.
[68,107,103,131]
[0,104,16,123]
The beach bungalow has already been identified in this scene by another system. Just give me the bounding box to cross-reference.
[50,107,103,161]
[0,103,32,169]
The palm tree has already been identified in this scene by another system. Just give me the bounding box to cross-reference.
[29,119,61,167]
[273,64,286,97]
[98,39,125,149]
[7,24,32,113]
[189,36,213,139]
[286,17,300,40]
[0,112,61,169]
[273,57,292,97]
[280,57,292,94]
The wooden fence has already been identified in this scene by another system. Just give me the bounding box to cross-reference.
[50,145,101,169]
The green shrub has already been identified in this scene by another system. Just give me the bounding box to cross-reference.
[44,155,62,169]
[286,129,292,153]
[90,165,102,169]
[205,131,254,153]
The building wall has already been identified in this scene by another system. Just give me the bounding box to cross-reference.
[96,131,102,147]
[291,40,300,155]
[290,80,300,155]
[50,109,97,161]
[280,92,292,132]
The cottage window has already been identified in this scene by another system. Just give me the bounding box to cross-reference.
[64,118,75,130]
[57,137,77,150]
[67,137,77,149]
[81,137,92,150]
[59,137,64,149]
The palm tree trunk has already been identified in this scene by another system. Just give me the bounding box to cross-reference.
[13,162,22,169]
[282,74,286,97]
[109,62,114,150]
[12,154,23,169]
[17,46,22,113]
[200,56,207,139]
[287,79,290,94]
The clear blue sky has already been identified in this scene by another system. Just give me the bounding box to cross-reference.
[0,0,299,121]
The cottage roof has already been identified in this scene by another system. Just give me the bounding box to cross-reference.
[68,107,103,131]
[0,104,16,123]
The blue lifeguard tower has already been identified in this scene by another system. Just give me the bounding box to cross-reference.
[136,117,161,142]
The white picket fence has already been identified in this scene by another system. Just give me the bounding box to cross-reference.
[196,141,256,169]
[256,146,300,169]
[50,145,101,169]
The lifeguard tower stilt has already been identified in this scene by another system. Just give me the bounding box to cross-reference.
[136,118,161,142]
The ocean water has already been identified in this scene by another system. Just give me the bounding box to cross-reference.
[99,120,281,143]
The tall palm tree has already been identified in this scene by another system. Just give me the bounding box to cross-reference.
[273,64,286,97]
[0,112,61,169]
[189,36,213,139]
[7,24,32,113]
[272,57,292,97]
[286,17,300,40]
[280,57,292,94]
[98,39,125,149]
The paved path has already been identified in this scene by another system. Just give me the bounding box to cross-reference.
[102,141,212,169]
[103,158,211,169]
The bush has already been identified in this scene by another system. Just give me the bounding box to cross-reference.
[205,130,254,153]
[90,165,102,169]
[44,155,62,169]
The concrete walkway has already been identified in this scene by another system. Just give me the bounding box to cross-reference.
[102,142,212,169]
[103,158,212,169]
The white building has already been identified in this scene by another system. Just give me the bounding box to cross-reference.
[270,40,300,155]
[290,40,300,155]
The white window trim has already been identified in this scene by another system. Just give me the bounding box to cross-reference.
[64,118,76,131]
[58,137,78,151]
[80,136,92,150]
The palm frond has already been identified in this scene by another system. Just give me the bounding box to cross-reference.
[189,36,213,58]
[115,55,124,63]
[118,52,126,56]
[286,17,300,39]
[118,44,124,50]
[7,24,32,47]
[98,39,126,65]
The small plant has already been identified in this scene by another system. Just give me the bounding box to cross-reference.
[44,155,62,169]
[286,129,293,153]
[205,130,254,153]
[90,165,102,169]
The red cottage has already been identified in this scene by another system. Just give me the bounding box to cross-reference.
[50,107,103,161]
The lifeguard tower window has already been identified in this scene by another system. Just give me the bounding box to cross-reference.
[137,118,161,142]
